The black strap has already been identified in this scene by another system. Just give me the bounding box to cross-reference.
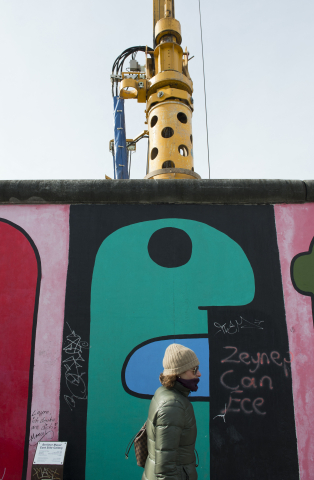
[125,421,147,459]
[125,433,137,459]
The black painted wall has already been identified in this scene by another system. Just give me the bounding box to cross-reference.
[59,205,298,480]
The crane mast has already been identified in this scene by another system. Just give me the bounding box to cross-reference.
[113,0,200,180]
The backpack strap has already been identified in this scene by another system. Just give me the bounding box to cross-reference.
[125,433,137,459]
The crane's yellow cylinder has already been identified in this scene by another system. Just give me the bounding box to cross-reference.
[154,42,183,74]
[146,101,198,179]
[142,3,201,179]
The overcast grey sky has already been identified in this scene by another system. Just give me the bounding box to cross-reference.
[0,0,313,180]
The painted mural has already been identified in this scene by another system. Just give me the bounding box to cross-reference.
[0,203,313,480]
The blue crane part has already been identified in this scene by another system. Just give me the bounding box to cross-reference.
[113,96,128,179]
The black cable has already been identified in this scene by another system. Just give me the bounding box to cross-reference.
[118,48,154,75]
[111,46,154,97]
[112,47,137,72]
[198,0,210,179]
[112,46,154,74]
[113,47,154,75]
[126,136,149,178]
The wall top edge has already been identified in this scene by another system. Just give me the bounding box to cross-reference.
[0,179,313,205]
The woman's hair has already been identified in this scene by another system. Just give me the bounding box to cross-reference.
[159,373,177,388]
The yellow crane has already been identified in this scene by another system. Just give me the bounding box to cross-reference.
[115,0,200,180]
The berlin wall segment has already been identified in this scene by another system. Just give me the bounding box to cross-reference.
[0,203,313,480]
[60,204,296,480]
[0,206,69,480]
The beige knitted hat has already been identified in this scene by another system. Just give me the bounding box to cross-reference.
[163,343,199,375]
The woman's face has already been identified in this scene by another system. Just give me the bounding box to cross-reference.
[180,366,201,380]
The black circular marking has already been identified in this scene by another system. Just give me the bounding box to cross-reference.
[162,160,175,168]
[177,112,187,124]
[151,115,158,128]
[161,127,174,138]
[151,147,158,160]
[148,227,192,268]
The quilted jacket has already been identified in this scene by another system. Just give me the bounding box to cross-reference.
[142,381,197,480]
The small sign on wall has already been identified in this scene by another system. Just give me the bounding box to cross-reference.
[31,442,67,480]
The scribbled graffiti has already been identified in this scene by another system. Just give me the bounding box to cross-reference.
[214,316,264,335]
[29,410,57,446]
[32,467,61,480]
[63,323,89,410]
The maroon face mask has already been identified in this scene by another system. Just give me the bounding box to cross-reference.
[177,377,200,392]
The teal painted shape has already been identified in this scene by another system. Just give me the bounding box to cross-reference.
[86,219,255,480]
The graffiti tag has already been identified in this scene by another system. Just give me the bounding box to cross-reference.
[29,410,57,446]
[63,322,89,410]
[32,467,61,480]
[214,316,264,335]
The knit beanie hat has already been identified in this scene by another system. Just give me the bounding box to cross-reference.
[163,343,199,375]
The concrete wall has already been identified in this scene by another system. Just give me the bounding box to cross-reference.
[0,180,313,480]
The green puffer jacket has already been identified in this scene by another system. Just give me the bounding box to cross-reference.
[142,381,197,480]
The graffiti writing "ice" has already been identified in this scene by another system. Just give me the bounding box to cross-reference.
[32,467,60,480]
[214,316,264,335]
[220,346,293,416]
[63,323,89,410]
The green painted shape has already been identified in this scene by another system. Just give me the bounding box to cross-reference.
[292,241,314,295]
[86,219,255,480]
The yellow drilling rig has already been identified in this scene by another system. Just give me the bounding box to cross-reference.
[111,0,200,180]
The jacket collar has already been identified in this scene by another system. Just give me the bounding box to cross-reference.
[173,380,190,397]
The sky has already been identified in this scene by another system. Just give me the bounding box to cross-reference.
[0,0,313,180]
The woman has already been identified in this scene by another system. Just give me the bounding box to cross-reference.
[142,343,201,480]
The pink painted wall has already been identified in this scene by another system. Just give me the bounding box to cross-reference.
[275,204,314,480]
[0,206,69,480]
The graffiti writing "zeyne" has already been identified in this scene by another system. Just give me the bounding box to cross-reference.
[220,346,294,416]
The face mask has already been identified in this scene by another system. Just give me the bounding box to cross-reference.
[177,377,200,392]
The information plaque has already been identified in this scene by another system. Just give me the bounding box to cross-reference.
[32,442,67,480]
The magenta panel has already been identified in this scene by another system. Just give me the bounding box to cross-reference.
[0,221,39,480]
